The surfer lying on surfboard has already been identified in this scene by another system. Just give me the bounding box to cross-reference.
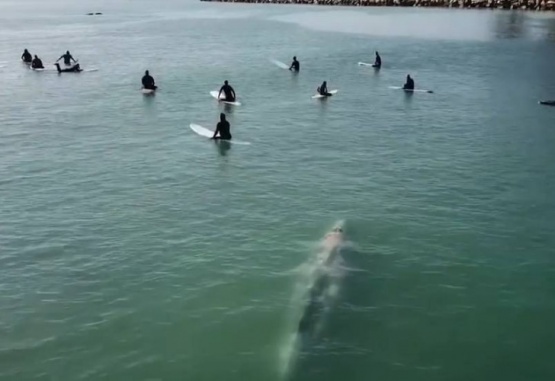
[142,70,157,91]
[212,113,232,141]
[317,81,333,97]
[289,56,300,72]
[55,63,82,73]
[218,80,236,103]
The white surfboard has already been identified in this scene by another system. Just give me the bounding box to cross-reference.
[142,88,155,95]
[358,62,378,67]
[210,91,241,106]
[389,86,433,94]
[312,89,338,99]
[271,59,289,70]
[189,124,250,145]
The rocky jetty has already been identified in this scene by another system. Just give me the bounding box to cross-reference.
[200,0,555,10]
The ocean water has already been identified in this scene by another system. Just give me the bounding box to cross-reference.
[1,1,555,380]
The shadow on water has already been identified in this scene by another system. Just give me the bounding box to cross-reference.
[492,10,555,41]
[404,90,414,105]
[223,103,234,114]
[493,11,525,39]
[215,140,231,156]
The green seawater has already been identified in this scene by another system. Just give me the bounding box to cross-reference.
[1,1,555,380]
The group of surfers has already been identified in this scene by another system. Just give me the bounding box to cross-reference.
[21,49,82,73]
[140,52,418,141]
[141,50,414,142]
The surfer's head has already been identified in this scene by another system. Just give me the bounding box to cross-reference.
[224,80,229,85]
[24,49,28,53]
[220,113,226,122]
[293,56,297,61]
[145,70,149,76]
[34,55,38,59]
[66,51,70,55]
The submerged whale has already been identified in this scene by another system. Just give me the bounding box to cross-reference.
[280,222,347,378]
[298,223,345,336]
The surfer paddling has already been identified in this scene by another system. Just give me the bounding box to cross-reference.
[218,80,236,103]
[212,113,232,141]
[289,56,300,72]
[141,70,157,91]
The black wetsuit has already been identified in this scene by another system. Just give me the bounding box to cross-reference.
[318,85,332,97]
[219,84,235,102]
[290,60,300,72]
[31,59,44,69]
[60,54,74,66]
[374,54,381,68]
[142,75,156,90]
[403,78,415,90]
[22,52,32,63]
[56,63,81,73]
[215,121,232,140]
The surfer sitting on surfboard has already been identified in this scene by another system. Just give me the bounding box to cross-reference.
[31,55,44,69]
[142,70,157,91]
[55,63,81,73]
[21,49,32,64]
[374,51,381,68]
[317,81,333,97]
[57,51,76,66]
[212,113,232,141]
[289,56,300,72]
[218,80,236,103]
[403,75,415,91]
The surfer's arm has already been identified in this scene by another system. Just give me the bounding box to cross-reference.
[218,87,223,99]
[212,124,220,139]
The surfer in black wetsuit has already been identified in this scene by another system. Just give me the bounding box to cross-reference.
[403,75,414,91]
[212,113,232,141]
[374,51,381,68]
[31,55,44,69]
[318,81,332,97]
[57,51,76,66]
[55,63,81,73]
[142,70,157,90]
[289,56,300,72]
[218,81,236,102]
[21,49,32,63]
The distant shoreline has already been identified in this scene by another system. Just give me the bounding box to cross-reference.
[200,0,555,11]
